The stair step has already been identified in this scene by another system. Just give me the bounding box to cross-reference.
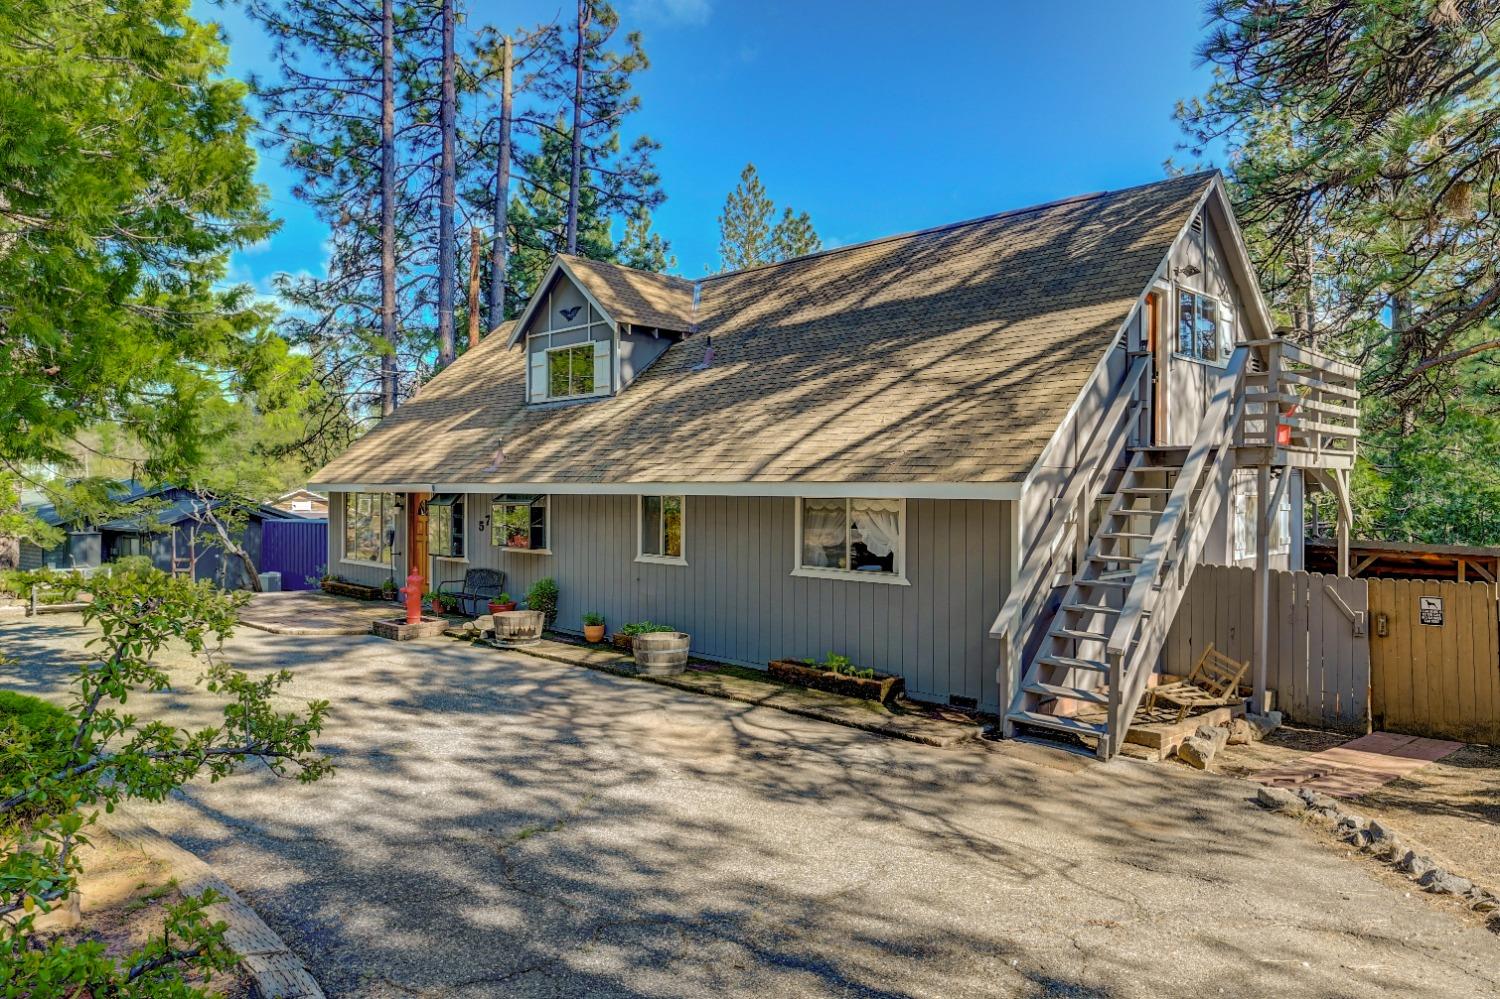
[1090,554,1143,564]
[1037,654,1110,673]
[1102,531,1153,540]
[1024,681,1109,705]
[1063,602,1119,615]
[1074,578,1130,589]
[1050,626,1110,642]
[1122,486,1173,494]
[1007,709,1107,737]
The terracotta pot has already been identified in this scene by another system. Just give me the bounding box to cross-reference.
[488,600,518,614]
[583,623,606,643]
[430,597,444,615]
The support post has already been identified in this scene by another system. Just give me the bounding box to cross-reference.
[997,639,1016,738]
[1252,463,1271,714]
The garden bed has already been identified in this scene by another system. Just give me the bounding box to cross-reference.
[768,659,903,704]
[320,579,385,601]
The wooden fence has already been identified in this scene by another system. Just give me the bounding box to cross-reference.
[1164,565,1371,731]
[1369,578,1500,745]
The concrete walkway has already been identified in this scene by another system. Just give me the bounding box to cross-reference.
[4,613,1498,998]
[239,591,406,636]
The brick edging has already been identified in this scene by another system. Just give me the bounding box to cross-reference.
[103,808,326,998]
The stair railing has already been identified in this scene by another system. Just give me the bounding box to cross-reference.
[1101,346,1250,755]
[991,355,1148,733]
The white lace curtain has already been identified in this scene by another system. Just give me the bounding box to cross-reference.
[802,499,846,567]
[851,499,901,558]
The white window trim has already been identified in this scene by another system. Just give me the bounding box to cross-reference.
[491,496,553,556]
[791,497,910,585]
[1172,285,1233,369]
[541,342,598,401]
[635,494,686,566]
[339,558,391,571]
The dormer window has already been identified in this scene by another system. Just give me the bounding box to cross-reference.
[546,343,599,398]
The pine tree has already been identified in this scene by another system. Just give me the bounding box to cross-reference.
[717,163,821,271]
[617,208,676,272]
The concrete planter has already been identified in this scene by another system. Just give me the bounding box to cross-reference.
[492,609,545,647]
[372,616,449,641]
[321,579,383,601]
[768,659,903,704]
[632,632,691,676]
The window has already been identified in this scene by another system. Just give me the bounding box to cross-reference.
[493,495,549,553]
[427,493,464,559]
[1176,289,1232,365]
[547,344,595,398]
[343,492,396,564]
[796,498,906,582]
[637,495,684,563]
[1232,477,1292,561]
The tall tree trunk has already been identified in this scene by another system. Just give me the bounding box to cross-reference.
[379,0,398,414]
[488,34,512,329]
[565,0,587,255]
[436,0,457,368]
[467,226,482,348]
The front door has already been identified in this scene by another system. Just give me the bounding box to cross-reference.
[406,491,430,591]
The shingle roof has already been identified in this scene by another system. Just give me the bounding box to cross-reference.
[313,172,1217,489]
[556,254,696,332]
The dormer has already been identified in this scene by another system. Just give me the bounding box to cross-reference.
[507,255,696,405]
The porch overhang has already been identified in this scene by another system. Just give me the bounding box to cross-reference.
[307,480,1025,501]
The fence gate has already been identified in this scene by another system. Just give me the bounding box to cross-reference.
[1369,578,1500,744]
[260,518,328,591]
[1165,565,1371,731]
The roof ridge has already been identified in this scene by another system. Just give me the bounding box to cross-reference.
[698,170,1221,283]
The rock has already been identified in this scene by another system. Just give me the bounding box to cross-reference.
[1368,818,1396,842]
[1297,788,1339,812]
[1347,829,1373,850]
[1225,717,1256,746]
[1336,814,1368,832]
[1471,893,1500,913]
[1246,711,1283,738]
[1400,851,1437,879]
[1195,724,1230,755]
[1487,911,1500,935]
[1418,869,1474,896]
[1256,786,1305,813]
[1177,735,1217,770]
[1375,836,1407,862]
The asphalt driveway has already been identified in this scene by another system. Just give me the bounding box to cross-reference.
[4,614,1498,998]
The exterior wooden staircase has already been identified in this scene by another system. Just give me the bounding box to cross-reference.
[991,335,1358,759]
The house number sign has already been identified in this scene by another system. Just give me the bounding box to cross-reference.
[1419,596,1444,626]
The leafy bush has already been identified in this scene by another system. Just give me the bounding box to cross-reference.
[582,611,604,627]
[525,577,559,626]
[620,620,674,636]
[0,567,84,601]
[0,691,70,748]
[799,652,876,679]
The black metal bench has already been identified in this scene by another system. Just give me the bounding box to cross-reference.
[437,568,506,616]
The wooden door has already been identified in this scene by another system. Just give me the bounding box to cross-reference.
[1370,578,1500,744]
[1145,291,1167,445]
[406,492,430,590]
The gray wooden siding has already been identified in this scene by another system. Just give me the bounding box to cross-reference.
[327,490,1013,710]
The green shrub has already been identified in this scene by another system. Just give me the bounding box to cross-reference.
[582,611,604,627]
[620,620,674,636]
[799,652,876,679]
[0,691,71,745]
[525,577,559,626]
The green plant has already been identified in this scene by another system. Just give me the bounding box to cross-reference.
[380,577,397,595]
[801,652,876,679]
[525,577,559,626]
[582,611,605,627]
[620,620,674,636]
[496,592,513,604]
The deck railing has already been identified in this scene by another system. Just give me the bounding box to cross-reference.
[1237,337,1360,463]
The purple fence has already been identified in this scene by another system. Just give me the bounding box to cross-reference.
[261,518,328,591]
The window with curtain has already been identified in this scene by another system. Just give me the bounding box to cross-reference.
[1175,289,1231,366]
[343,492,395,564]
[493,495,549,552]
[799,498,903,577]
[638,495,684,562]
[427,494,464,558]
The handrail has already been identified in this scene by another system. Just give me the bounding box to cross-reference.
[1106,346,1249,659]
[989,355,1149,645]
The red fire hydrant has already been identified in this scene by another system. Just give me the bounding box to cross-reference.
[398,571,424,625]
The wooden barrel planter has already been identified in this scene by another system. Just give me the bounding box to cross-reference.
[491,609,545,647]
[632,632,691,676]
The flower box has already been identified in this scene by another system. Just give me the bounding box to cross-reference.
[320,579,384,601]
[768,659,904,704]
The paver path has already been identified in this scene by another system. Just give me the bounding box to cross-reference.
[4,614,1498,998]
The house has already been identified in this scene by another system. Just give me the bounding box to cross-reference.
[271,488,329,519]
[20,482,285,590]
[310,171,1360,756]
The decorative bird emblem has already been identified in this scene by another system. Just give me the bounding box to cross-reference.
[559,305,583,322]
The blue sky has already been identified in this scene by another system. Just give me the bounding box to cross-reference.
[207,0,1219,292]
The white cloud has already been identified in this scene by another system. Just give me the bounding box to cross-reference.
[627,0,712,27]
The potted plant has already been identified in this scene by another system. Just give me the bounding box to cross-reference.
[424,590,444,616]
[612,620,674,652]
[525,577,559,627]
[380,577,398,601]
[582,612,606,643]
[488,592,518,614]
[768,652,903,704]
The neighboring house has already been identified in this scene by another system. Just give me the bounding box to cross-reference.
[20,483,284,591]
[272,488,329,518]
[311,172,1360,756]
[17,480,149,572]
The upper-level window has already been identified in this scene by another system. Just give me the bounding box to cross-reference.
[547,344,595,398]
[493,495,549,553]
[795,498,907,583]
[637,495,684,564]
[427,493,465,559]
[1176,290,1232,366]
[343,492,395,565]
